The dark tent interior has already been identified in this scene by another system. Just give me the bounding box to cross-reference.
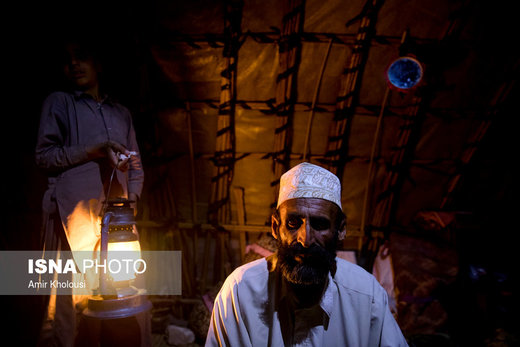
[1,0,518,346]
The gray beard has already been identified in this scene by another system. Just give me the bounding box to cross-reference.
[276,241,337,286]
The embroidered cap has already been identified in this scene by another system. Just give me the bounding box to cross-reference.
[277,162,342,209]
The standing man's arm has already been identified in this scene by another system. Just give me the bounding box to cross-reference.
[35,93,129,171]
[35,93,87,171]
[121,106,144,210]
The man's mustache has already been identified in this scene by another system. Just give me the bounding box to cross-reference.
[284,242,328,258]
[278,242,335,269]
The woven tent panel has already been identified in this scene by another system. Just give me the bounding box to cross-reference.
[229,157,274,226]
[242,0,285,32]
[150,43,223,100]
[154,0,225,34]
[235,109,277,153]
[304,0,366,34]
[291,111,335,156]
[236,40,279,101]
[296,42,351,104]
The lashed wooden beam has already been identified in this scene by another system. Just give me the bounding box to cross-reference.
[270,0,306,208]
[204,0,243,290]
[324,0,385,177]
[371,96,421,227]
[160,31,440,48]
[165,100,490,120]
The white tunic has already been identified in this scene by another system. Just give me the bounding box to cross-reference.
[206,256,408,347]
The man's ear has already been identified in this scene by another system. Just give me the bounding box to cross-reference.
[271,214,280,240]
[337,218,346,241]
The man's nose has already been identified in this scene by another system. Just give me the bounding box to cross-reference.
[297,220,314,247]
[69,56,80,66]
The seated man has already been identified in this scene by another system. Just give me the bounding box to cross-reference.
[205,162,408,346]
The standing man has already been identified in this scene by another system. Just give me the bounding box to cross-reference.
[35,38,144,346]
[206,162,407,346]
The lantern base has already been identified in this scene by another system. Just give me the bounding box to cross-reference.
[83,289,152,319]
[78,291,152,347]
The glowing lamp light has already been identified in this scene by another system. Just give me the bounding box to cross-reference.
[98,198,143,294]
[386,56,423,90]
[107,230,142,283]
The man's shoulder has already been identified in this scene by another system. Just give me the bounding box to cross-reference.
[43,91,73,104]
[333,257,379,295]
[216,258,269,300]
[40,92,77,116]
[227,258,269,284]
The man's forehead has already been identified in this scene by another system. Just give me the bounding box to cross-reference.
[62,42,96,61]
[279,198,338,217]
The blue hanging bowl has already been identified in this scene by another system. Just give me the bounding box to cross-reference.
[386,57,423,90]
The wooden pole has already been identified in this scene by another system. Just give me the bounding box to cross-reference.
[303,38,334,161]
[186,101,199,290]
[233,187,247,264]
[360,87,390,250]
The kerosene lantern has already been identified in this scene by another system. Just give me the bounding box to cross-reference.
[81,198,152,346]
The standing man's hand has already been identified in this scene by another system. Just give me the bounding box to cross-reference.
[86,141,130,169]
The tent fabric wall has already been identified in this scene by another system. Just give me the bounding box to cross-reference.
[140,0,513,235]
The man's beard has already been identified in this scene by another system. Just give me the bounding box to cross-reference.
[276,236,338,286]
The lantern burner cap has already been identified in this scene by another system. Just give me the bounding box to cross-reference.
[103,198,136,226]
[104,197,135,207]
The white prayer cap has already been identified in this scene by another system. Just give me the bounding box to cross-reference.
[277,162,342,209]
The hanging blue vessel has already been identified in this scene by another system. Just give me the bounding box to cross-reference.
[387,57,423,90]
